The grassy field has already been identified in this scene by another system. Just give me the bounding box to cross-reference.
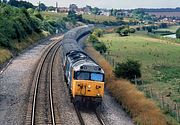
[155,25,180,33]
[100,33,180,102]
[41,12,67,20]
[82,14,117,23]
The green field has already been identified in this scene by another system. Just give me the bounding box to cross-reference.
[41,12,67,20]
[100,33,180,103]
[82,14,117,23]
[157,25,180,33]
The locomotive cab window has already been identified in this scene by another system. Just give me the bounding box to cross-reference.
[74,71,90,80]
[74,71,104,82]
[91,73,104,82]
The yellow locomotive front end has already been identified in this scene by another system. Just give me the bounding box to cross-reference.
[73,80,104,98]
[71,65,105,105]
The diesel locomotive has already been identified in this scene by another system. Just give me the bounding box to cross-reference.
[60,25,105,105]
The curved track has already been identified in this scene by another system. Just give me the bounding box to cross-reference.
[31,41,61,125]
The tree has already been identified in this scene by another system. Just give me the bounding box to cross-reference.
[93,42,107,53]
[147,27,152,32]
[129,28,136,33]
[176,28,180,39]
[3,0,7,3]
[159,23,168,28]
[116,26,129,36]
[121,28,129,36]
[67,10,77,24]
[116,26,125,35]
[39,3,47,11]
[88,34,98,44]
[8,0,34,9]
[92,7,100,15]
[114,59,141,80]
[93,28,103,37]
[47,6,55,11]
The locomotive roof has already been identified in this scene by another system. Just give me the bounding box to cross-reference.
[67,51,89,64]
[72,60,104,73]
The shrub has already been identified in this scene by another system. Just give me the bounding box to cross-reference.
[41,20,55,34]
[34,12,44,20]
[116,26,130,36]
[176,28,180,39]
[129,28,136,33]
[93,28,103,37]
[0,33,11,48]
[88,34,98,44]
[121,28,129,36]
[114,59,141,80]
[93,42,107,53]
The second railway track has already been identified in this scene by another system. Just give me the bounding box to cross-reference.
[29,41,61,125]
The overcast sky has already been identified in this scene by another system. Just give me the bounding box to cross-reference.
[28,0,180,9]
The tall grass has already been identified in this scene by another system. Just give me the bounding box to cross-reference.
[0,48,12,64]
[85,45,168,125]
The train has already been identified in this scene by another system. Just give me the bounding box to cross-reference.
[60,25,105,106]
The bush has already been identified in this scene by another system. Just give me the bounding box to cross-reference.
[93,28,103,37]
[34,12,44,20]
[93,42,107,53]
[116,26,130,36]
[41,20,55,34]
[0,33,11,48]
[176,28,180,39]
[114,59,141,80]
[121,28,129,36]
[88,34,98,44]
[129,28,136,33]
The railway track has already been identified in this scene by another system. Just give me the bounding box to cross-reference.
[26,40,61,125]
[73,102,106,125]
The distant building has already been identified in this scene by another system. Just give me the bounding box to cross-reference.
[116,11,131,18]
[58,7,69,13]
[76,8,85,15]
[83,5,92,14]
[99,10,110,16]
[69,4,78,12]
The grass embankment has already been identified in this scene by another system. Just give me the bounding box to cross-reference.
[14,31,49,51]
[0,31,49,64]
[85,44,167,125]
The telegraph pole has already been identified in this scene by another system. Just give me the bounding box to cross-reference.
[38,1,40,12]
[56,2,58,13]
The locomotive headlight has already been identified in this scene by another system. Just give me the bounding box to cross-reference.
[96,85,101,89]
[88,85,91,89]
[97,94,101,96]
